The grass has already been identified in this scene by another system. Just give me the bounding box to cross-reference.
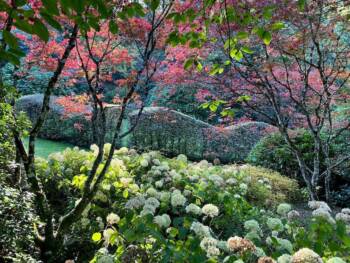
[23,137,75,158]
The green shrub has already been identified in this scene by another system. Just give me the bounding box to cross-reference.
[239,165,302,206]
[247,130,319,181]
[0,176,38,261]
[247,130,350,205]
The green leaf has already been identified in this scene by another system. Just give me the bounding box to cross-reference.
[42,0,59,15]
[96,0,109,18]
[149,0,160,11]
[0,50,20,65]
[237,95,252,103]
[230,49,243,60]
[236,31,248,40]
[221,109,235,118]
[14,20,33,34]
[196,61,203,72]
[109,20,119,34]
[3,31,18,48]
[33,19,50,42]
[262,31,272,45]
[241,46,254,54]
[209,104,218,112]
[123,189,129,198]
[14,0,26,7]
[297,0,306,10]
[184,58,194,70]
[271,22,285,31]
[92,232,102,242]
[41,12,62,31]
[263,6,274,20]
[71,0,84,14]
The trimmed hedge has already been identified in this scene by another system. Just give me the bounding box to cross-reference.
[16,95,276,163]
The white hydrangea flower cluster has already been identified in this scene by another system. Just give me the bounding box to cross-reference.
[159,191,171,202]
[171,190,187,207]
[275,238,293,254]
[308,201,331,212]
[103,228,115,244]
[200,237,220,258]
[291,248,323,263]
[277,254,292,263]
[244,219,262,241]
[106,213,120,225]
[139,197,160,216]
[208,175,225,187]
[308,201,335,224]
[239,183,248,194]
[255,247,266,258]
[190,222,211,238]
[202,204,219,217]
[169,169,182,181]
[266,217,284,232]
[153,214,171,228]
[226,178,237,185]
[185,203,202,215]
[146,187,159,198]
[335,208,350,224]
[176,154,188,163]
[244,219,261,232]
[125,195,145,210]
[326,257,346,263]
[287,210,301,221]
[277,203,292,216]
[114,147,129,155]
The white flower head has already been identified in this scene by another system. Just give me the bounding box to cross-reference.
[277,254,292,263]
[308,201,331,212]
[202,204,219,217]
[312,208,335,224]
[190,222,211,238]
[206,246,220,258]
[287,210,300,221]
[145,197,160,208]
[277,203,292,216]
[277,238,293,254]
[125,195,145,210]
[326,257,346,263]
[267,218,284,232]
[177,154,188,163]
[244,219,260,232]
[226,178,237,185]
[146,187,159,198]
[154,214,171,228]
[106,213,120,225]
[140,159,149,167]
[341,208,350,215]
[155,180,164,188]
[335,212,350,223]
[186,203,202,215]
[239,183,248,193]
[171,192,187,207]
[200,237,218,250]
[291,248,323,263]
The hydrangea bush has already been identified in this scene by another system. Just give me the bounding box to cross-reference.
[34,145,350,262]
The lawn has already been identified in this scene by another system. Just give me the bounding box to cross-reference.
[23,137,75,158]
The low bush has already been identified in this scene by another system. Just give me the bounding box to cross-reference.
[0,175,38,261]
[31,146,349,262]
[238,165,302,206]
